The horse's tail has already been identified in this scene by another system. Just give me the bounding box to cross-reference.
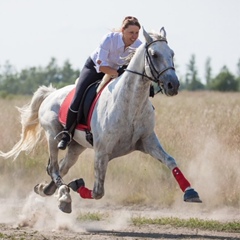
[0,85,56,160]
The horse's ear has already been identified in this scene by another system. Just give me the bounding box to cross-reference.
[143,27,153,43]
[160,27,167,38]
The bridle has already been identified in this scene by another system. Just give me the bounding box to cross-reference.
[125,39,175,85]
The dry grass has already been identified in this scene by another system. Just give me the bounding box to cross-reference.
[0,91,239,210]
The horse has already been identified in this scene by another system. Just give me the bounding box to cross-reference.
[0,27,201,213]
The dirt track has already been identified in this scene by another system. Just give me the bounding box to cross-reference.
[0,222,240,240]
[0,194,239,240]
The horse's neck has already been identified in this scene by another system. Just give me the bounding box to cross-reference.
[127,43,145,71]
[114,45,151,114]
[123,44,149,97]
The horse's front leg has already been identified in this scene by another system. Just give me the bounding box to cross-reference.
[140,132,202,203]
[68,152,108,200]
[92,152,109,199]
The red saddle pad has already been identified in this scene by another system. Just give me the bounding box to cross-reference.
[59,86,106,131]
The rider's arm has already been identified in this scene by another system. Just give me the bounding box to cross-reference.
[99,66,118,78]
[91,32,119,78]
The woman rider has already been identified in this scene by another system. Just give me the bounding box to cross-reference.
[58,16,142,150]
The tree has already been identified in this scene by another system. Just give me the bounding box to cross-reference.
[209,66,238,91]
[236,59,240,90]
[18,67,45,94]
[44,57,60,85]
[185,54,204,90]
[0,58,80,95]
[0,61,19,95]
[237,58,240,78]
[205,57,212,88]
[58,60,80,88]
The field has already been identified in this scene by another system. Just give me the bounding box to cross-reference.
[0,91,239,239]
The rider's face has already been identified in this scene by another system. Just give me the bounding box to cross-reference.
[122,25,140,47]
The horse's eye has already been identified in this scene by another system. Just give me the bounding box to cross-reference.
[152,53,158,58]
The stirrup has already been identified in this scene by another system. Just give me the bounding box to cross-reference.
[54,130,71,140]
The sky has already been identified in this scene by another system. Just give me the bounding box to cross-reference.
[0,0,240,82]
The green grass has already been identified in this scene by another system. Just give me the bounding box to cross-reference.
[132,216,240,232]
[76,212,240,233]
[0,232,6,238]
[77,211,108,221]
[0,231,19,240]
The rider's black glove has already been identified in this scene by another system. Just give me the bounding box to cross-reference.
[149,85,155,97]
[117,65,128,76]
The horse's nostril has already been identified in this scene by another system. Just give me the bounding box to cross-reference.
[168,82,173,89]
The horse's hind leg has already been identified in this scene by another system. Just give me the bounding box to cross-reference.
[34,135,61,197]
[140,132,202,203]
[41,141,86,196]
[34,135,84,213]
[35,157,65,196]
[57,141,86,212]
[58,141,86,176]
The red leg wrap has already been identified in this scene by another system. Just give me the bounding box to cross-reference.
[77,186,93,199]
[172,167,191,192]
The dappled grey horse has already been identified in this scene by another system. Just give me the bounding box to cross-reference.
[0,27,201,213]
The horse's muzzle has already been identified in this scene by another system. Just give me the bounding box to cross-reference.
[161,72,180,96]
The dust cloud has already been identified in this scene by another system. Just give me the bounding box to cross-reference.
[0,191,135,233]
[0,92,239,232]
[172,133,240,221]
[0,136,239,233]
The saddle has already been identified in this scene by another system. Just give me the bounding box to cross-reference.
[59,77,113,145]
[59,81,102,132]
[58,80,105,140]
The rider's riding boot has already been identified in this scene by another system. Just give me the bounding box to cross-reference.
[58,109,78,150]
[57,132,71,150]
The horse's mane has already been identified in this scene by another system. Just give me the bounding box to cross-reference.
[121,46,137,64]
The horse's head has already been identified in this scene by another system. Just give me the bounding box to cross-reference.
[143,27,179,96]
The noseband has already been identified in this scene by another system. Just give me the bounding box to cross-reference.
[125,39,175,84]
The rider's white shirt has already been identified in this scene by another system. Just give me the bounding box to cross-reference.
[90,32,142,72]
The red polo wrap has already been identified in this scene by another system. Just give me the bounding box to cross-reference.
[77,186,93,199]
[172,167,191,192]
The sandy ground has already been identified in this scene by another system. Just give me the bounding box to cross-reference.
[0,222,240,240]
[0,192,239,240]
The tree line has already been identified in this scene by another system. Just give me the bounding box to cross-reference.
[0,58,80,97]
[182,55,240,92]
[0,55,240,97]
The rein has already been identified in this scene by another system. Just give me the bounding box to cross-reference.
[125,67,174,83]
[125,39,175,87]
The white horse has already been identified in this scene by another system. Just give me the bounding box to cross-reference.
[0,28,201,213]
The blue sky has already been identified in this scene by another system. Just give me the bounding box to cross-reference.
[0,0,240,82]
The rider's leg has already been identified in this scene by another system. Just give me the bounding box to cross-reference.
[58,57,104,150]
[57,108,78,150]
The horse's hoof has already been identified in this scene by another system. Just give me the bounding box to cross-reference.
[34,184,40,195]
[58,185,72,213]
[34,183,47,197]
[58,201,72,214]
[43,181,57,196]
[184,189,202,203]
